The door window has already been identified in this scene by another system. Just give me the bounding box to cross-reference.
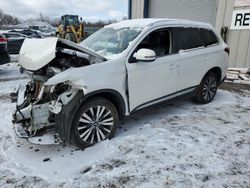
[136,29,172,57]
[179,28,204,50]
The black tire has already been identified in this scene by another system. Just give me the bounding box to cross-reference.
[194,72,219,104]
[55,33,61,38]
[65,32,76,42]
[72,97,119,149]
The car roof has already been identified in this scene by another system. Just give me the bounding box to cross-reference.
[9,29,23,32]
[105,18,213,30]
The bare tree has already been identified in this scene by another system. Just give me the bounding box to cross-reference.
[0,9,20,26]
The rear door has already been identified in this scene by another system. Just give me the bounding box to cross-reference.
[175,27,208,91]
[126,28,180,112]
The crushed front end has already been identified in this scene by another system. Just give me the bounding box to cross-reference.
[12,38,105,145]
[12,77,78,144]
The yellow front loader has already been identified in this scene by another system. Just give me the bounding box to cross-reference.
[56,14,85,43]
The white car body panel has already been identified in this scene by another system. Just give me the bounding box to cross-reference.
[126,54,179,111]
[45,59,130,115]
[19,38,57,71]
[178,28,228,91]
[178,47,208,90]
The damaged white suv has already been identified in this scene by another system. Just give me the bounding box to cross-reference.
[13,19,229,148]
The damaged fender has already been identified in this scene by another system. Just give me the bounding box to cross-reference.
[13,37,129,144]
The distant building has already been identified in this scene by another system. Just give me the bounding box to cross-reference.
[128,0,250,68]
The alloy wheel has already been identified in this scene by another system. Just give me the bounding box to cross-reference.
[202,76,217,102]
[77,106,114,144]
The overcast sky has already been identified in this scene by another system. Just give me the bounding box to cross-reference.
[0,0,128,22]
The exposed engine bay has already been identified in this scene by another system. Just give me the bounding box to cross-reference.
[12,38,106,143]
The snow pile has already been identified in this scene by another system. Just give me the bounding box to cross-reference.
[0,61,249,187]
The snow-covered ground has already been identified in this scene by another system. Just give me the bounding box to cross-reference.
[0,61,249,188]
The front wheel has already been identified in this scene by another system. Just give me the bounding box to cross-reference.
[72,97,119,149]
[55,33,61,38]
[65,32,76,43]
[194,72,219,104]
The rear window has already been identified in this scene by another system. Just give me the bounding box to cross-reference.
[200,29,219,46]
[179,28,204,50]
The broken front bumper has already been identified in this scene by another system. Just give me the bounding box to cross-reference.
[12,82,79,145]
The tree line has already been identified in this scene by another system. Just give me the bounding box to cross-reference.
[0,9,126,27]
[0,9,20,26]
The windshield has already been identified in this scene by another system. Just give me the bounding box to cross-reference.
[80,27,142,58]
[62,16,79,26]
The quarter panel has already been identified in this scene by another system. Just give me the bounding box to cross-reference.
[202,44,228,81]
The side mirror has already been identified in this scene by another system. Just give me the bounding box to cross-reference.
[133,48,156,62]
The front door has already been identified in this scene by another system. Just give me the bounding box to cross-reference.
[126,29,179,112]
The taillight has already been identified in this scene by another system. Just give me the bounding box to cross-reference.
[0,37,8,42]
[224,47,230,55]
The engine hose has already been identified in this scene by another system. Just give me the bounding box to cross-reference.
[16,106,25,120]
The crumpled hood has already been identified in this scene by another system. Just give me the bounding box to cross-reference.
[18,37,106,71]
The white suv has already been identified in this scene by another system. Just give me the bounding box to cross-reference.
[13,19,229,148]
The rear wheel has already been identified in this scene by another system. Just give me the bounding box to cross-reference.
[65,32,76,42]
[72,97,119,149]
[194,72,219,104]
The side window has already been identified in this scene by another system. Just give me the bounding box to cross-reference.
[179,28,204,50]
[136,29,172,57]
[200,29,219,47]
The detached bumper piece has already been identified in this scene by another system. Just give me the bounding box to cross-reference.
[13,123,29,138]
[13,123,62,145]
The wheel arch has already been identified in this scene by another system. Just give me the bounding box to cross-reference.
[194,67,221,104]
[80,89,127,120]
[205,67,222,83]
[195,66,222,96]
[55,89,127,143]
